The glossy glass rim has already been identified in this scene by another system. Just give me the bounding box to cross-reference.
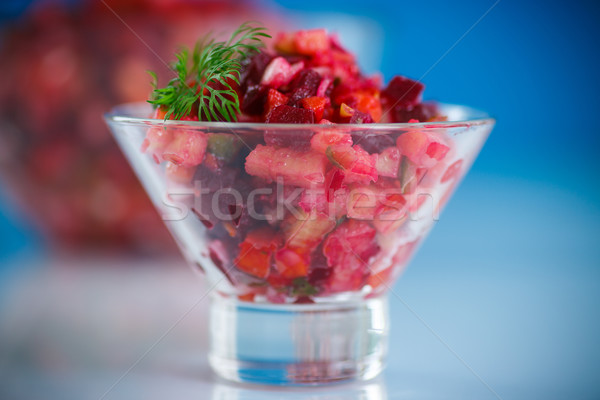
[104,102,495,130]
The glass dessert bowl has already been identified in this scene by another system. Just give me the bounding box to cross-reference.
[105,102,494,384]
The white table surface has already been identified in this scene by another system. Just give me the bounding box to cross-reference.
[1,174,598,399]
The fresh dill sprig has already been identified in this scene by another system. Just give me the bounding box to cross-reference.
[148,22,270,122]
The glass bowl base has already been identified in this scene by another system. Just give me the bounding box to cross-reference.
[208,295,389,385]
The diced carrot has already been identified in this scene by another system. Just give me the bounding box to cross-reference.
[301,96,327,121]
[238,293,255,302]
[234,227,281,278]
[264,89,289,118]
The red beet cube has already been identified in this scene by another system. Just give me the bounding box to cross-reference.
[382,75,424,108]
[266,104,315,124]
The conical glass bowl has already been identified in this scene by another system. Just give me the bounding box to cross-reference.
[105,103,493,385]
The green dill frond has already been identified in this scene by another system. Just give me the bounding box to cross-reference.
[148,22,270,122]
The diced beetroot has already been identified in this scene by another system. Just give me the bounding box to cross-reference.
[241,84,268,115]
[265,105,315,149]
[264,89,289,118]
[308,265,332,286]
[391,102,439,123]
[308,245,331,287]
[293,296,315,304]
[294,29,330,55]
[193,163,240,192]
[349,110,374,124]
[266,104,315,124]
[375,146,401,178]
[352,133,396,154]
[382,75,424,108]
[240,52,273,88]
[442,159,464,184]
[245,145,328,188]
[287,69,322,106]
[235,227,281,279]
[162,130,207,167]
[301,96,327,121]
[191,165,258,237]
[322,219,379,292]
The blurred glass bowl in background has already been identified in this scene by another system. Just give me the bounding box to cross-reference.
[0,0,286,254]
